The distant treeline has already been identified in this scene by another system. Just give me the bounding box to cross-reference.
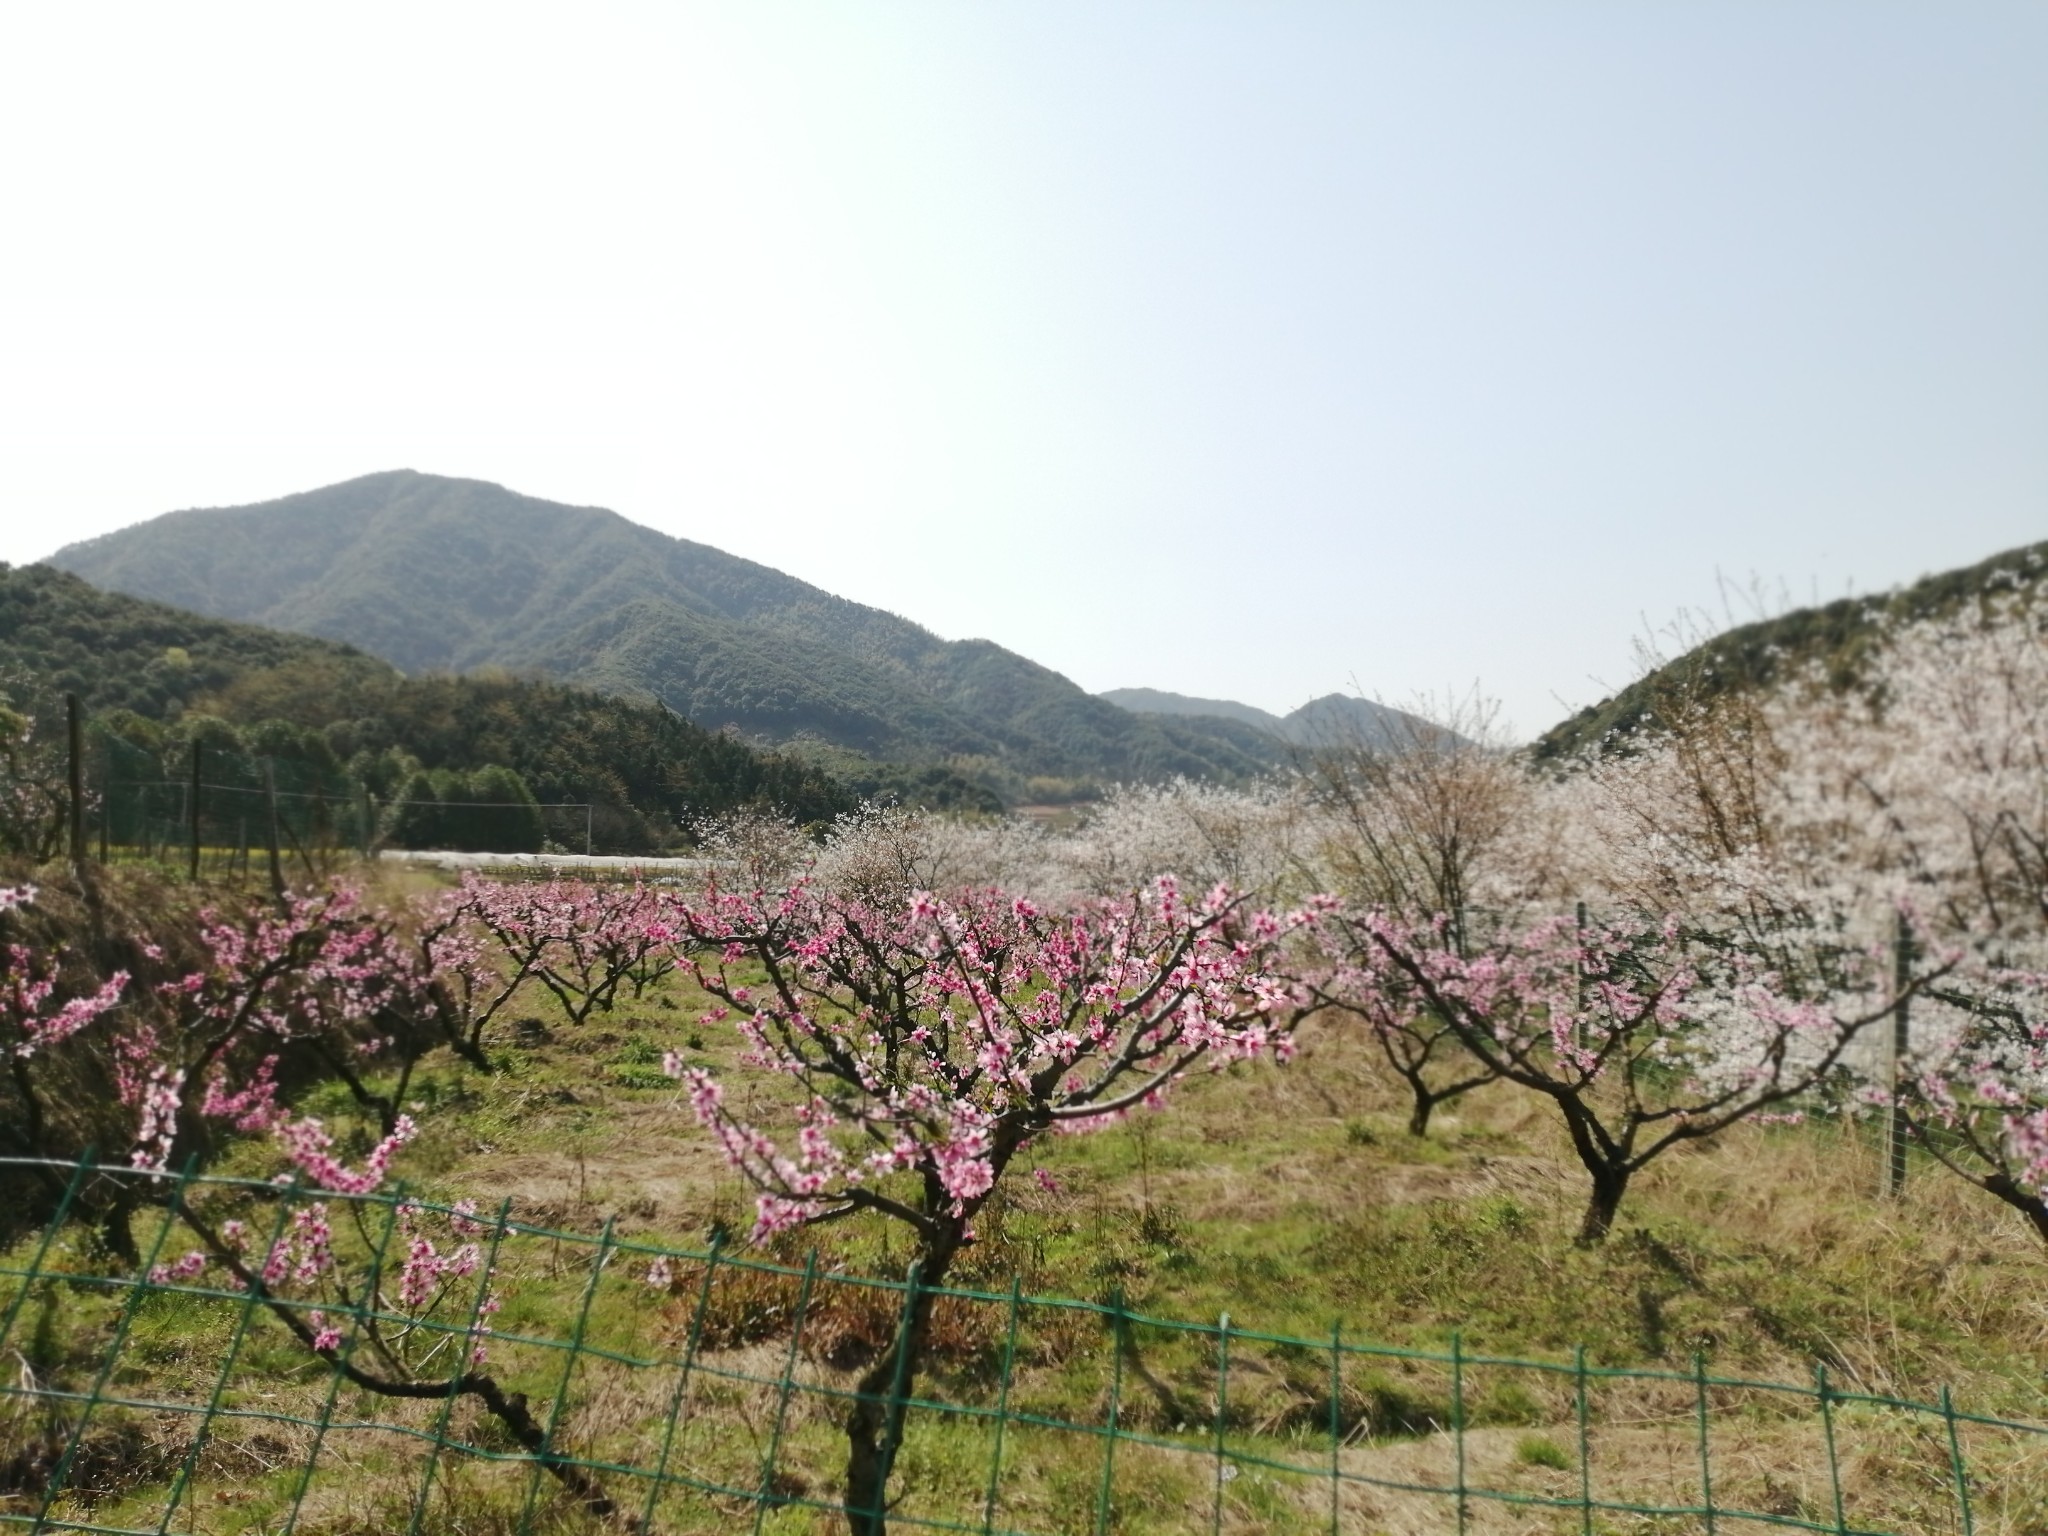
[0,563,857,852]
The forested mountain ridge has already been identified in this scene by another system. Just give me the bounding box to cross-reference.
[50,471,1287,794]
[0,563,859,845]
[1099,687,1439,747]
[1533,539,2048,761]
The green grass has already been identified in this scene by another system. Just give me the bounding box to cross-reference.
[8,953,2048,1533]
[1514,1434,1571,1471]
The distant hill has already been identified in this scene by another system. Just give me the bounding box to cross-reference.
[1096,688,1289,734]
[0,561,397,717]
[1099,687,1439,749]
[51,471,1284,798]
[1533,540,2048,762]
[0,563,861,846]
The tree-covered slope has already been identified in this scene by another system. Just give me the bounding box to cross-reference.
[1533,540,2048,761]
[0,561,399,716]
[49,471,1285,789]
[0,563,856,843]
[1097,688,1290,734]
[1100,687,1440,748]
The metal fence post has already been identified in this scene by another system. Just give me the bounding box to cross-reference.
[876,1260,924,1507]
[0,1153,95,1355]
[1941,1385,1975,1536]
[1817,1363,1847,1534]
[981,1276,1023,1536]
[97,737,109,862]
[1328,1323,1343,1534]
[1693,1352,1716,1534]
[265,758,286,899]
[1574,1344,1593,1536]
[1094,1288,1127,1536]
[1451,1332,1468,1535]
[281,1191,409,1536]
[1887,911,1914,1197]
[1211,1313,1231,1536]
[156,1176,303,1532]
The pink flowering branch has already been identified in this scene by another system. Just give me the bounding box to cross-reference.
[1893,969,2048,1244]
[157,1186,616,1520]
[663,875,1305,1247]
[1288,907,1500,1137]
[132,885,447,1164]
[657,872,1310,1536]
[458,875,668,1037]
[1331,903,1930,1242]
[1,885,129,1170]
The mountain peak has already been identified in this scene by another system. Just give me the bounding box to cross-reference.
[49,474,1287,799]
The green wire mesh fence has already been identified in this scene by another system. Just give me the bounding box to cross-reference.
[94,728,372,879]
[2,1157,2039,1535]
[86,727,592,878]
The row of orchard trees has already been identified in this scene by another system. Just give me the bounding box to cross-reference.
[0,864,1309,1532]
[4,584,2047,1532]
[686,582,2048,1257]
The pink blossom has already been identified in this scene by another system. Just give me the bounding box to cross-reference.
[148,1251,208,1286]
[654,873,1297,1247]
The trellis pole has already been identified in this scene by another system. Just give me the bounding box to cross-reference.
[188,739,203,880]
[66,692,87,874]
[1887,910,1915,1197]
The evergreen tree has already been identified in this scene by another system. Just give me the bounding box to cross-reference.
[466,765,545,852]
[387,771,444,849]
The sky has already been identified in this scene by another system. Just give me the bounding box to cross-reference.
[1,3,2043,741]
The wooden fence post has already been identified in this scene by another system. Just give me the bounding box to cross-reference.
[188,741,203,881]
[264,760,285,900]
[66,693,87,875]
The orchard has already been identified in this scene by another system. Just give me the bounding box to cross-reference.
[5,592,2048,1532]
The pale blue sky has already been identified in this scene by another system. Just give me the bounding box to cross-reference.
[2,2,2042,738]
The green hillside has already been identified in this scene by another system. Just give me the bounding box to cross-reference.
[48,471,1286,796]
[0,563,858,847]
[1533,539,2048,761]
[0,559,398,715]
[1103,687,1462,752]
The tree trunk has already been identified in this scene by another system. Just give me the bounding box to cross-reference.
[1982,1174,2048,1246]
[1576,1165,1630,1245]
[841,1214,975,1536]
[843,1278,939,1536]
[100,1196,141,1266]
[1405,1082,1435,1138]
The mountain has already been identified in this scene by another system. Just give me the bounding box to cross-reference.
[0,562,860,845]
[1095,688,1288,734]
[50,471,1285,798]
[1100,687,1436,748]
[1533,539,2048,762]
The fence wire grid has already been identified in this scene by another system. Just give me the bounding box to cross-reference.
[2,1157,2040,1536]
[87,728,592,878]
